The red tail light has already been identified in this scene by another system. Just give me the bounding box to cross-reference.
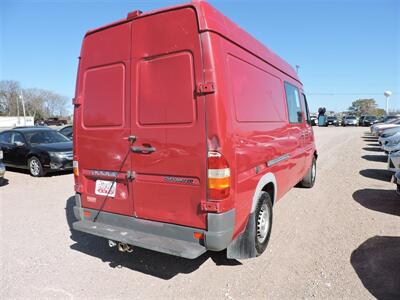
[208,151,230,200]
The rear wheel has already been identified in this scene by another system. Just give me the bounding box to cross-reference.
[254,192,273,256]
[300,157,316,188]
[28,157,45,177]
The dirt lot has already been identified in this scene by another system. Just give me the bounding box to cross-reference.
[1,126,399,299]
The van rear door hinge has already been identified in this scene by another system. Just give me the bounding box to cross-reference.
[196,82,215,96]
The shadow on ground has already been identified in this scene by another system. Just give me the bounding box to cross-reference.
[361,155,388,163]
[352,188,400,216]
[0,178,9,187]
[362,147,384,152]
[351,236,400,300]
[5,166,72,177]
[65,196,241,280]
[359,169,393,182]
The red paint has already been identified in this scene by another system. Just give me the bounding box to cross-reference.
[74,2,316,238]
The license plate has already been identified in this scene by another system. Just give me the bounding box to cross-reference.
[95,180,116,197]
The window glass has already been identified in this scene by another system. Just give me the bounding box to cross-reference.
[302,93,311,125]
[60,127,72,136]
[138,52,194,125]
[0,132,12,143]
[26,131,69,144]
[284,82,302,123]
[12,132,25,144]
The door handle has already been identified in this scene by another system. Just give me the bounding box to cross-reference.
[131,146,156,154]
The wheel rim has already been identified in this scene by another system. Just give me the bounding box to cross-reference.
[30,159,40,176]
[311,160,316,182]
[257,203,270,243]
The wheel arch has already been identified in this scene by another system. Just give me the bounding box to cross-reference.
[250,172,277,213]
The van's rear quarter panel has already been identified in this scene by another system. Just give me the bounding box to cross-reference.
[206,32,302,236]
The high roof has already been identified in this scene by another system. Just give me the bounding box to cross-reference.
[85,1,300,83]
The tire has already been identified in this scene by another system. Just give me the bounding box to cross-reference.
[254,192,273,256]
[300,157,316,188]
[28,156,45,177]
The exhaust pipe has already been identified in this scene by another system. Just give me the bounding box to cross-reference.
[117,242,133,253]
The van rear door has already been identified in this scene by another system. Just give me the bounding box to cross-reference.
[76,23,133,216]
[129,8,207,229]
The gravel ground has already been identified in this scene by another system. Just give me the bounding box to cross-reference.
[1,126,399,299]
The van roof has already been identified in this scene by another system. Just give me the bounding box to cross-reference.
[84,1,300,83]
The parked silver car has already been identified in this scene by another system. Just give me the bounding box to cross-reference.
[395,171,400,196]
[342,116,358,126]
[388,151,400,172]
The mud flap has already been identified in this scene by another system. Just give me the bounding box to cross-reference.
[226,212,257,259]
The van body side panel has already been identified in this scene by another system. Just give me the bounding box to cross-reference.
[75,23,133,216]
[129,8,208,229]
[208,32,306,239]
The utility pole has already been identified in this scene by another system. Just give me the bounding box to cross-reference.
[16,92,20,125]
[20,91,26,126]
[384,91,392,115]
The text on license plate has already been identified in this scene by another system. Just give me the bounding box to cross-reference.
[95,180,116,197]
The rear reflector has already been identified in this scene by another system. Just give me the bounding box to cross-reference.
[193,232,204,239]
[83,210,91,218]
[73,160,79,177]
[208,151,230,200]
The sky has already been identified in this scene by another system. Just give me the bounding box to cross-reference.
[1,0,399,113]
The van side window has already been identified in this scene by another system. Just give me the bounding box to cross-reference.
[284,82,302,123]
[302,93,311,125]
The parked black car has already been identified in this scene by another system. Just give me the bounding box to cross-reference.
[362,115,378,126]
[59,125,73,140]
[358,116,365,126]
[44,117,68,126]
[0,127,72,177]
[325,116,339,126]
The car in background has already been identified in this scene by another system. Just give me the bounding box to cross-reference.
[325,116,339,126]
[0,127,72,177]
[44,117,68,126]
[358,116,365,126]
[371,117,399,133]
[395,171,400,196]
[59,125,73,140]
[310,115,318,126]
[388,151,400,172]
[362,115,378,126]
[342,116,358,126]
[379,115,398,123]
[380,131,400,149]
[382,139,400,153]
[379,126,400,143]
[0,150,5,184]
[372,119,400,136]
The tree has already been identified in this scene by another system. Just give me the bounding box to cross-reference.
[348,99,378,116]
[372,108,386,117]
[0,80,21,116]
[0,80,70,119]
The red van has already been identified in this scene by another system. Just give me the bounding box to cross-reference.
[72,1,317,259]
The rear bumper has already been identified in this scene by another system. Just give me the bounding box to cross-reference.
[72,194,235,259]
